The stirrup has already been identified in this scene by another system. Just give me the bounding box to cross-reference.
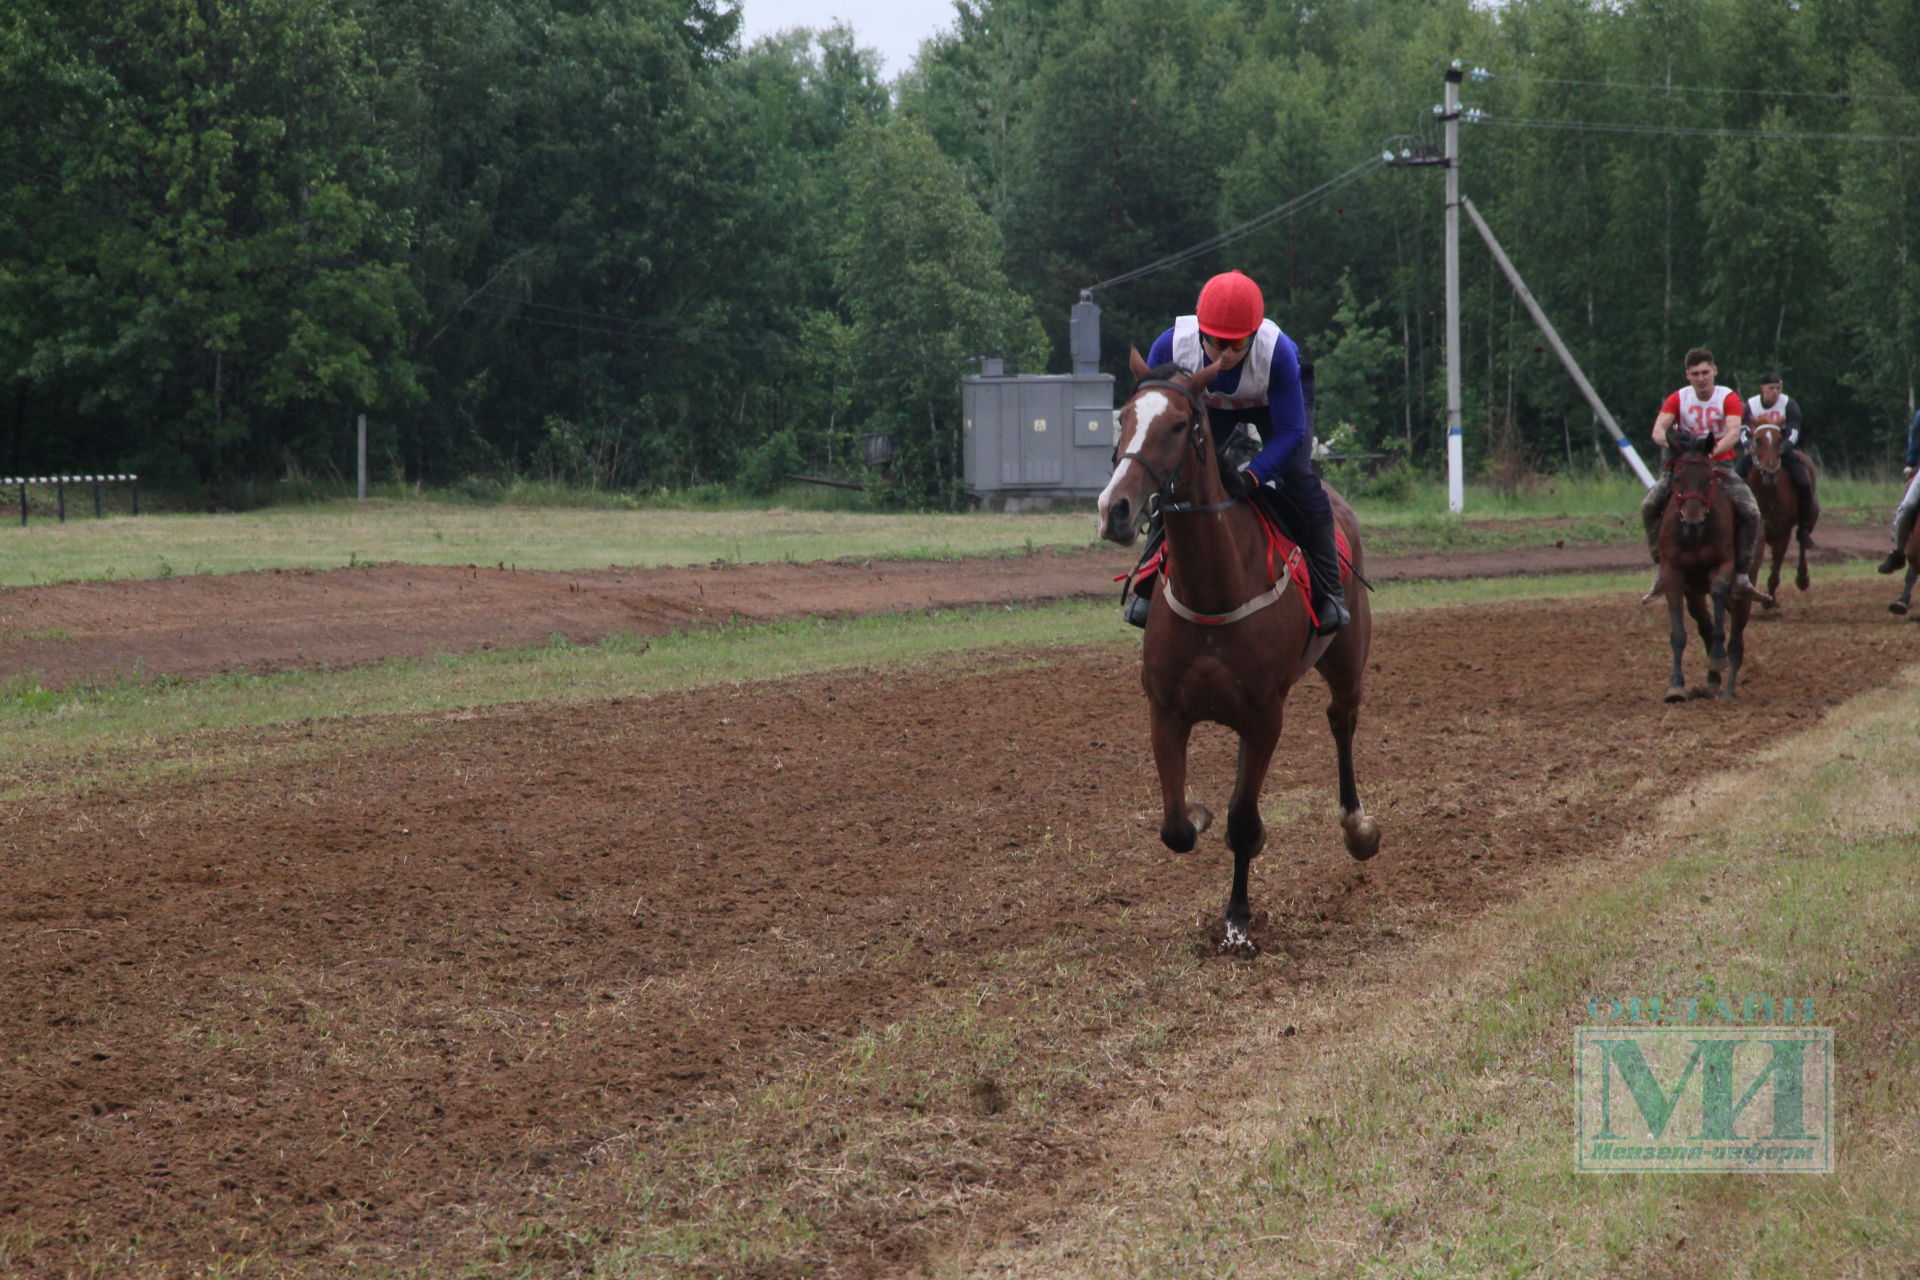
[1640,568,1663,604]
[1311,594,1351,636]
[1123,591,1152,628]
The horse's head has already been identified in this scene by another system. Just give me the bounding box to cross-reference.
[1095,347,1223,544]
[1669,452,1718,543]
[1748,423,1784,477]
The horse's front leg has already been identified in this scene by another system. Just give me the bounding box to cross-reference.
[1665,590,1690,702]
[1894,568,1919,617]
[1793,531,1810,593]
[1149,706,1208,852]
[1221,714,1282,956]
[1765,533,1787,606]
[1701,583,1728,689]
[1722,601,1748,700]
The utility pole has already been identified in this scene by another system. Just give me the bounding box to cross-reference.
[1443,64,1464,514]
[1389,62,1651,503]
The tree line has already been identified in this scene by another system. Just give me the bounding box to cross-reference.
[3,0,1916,505]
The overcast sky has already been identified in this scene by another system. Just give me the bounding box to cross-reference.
[736,0,961,80]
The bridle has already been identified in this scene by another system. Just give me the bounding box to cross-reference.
[1668,453,1719,526]
[1113,377,1237,516]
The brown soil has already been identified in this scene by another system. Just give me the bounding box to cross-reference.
[3,555,1915,1276]
[0,524,1892,692]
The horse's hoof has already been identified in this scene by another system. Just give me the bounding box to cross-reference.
[1717,689,1737,701]
[1218,923,1259,958]
[1892,601,1910,617]
[1796,572,1809,592]
[1188,802,1213,835]
[1708,658,1725,676]
[1341,811,1381,862]
[1664,686,1687,704]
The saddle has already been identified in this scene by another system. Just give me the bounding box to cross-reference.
[1118,492,1353,630]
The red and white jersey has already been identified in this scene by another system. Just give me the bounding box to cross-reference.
[1660,384,1743,460]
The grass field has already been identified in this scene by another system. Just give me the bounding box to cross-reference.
[3,470,1909,587]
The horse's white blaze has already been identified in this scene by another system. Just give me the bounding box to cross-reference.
[1096,389,1171,531]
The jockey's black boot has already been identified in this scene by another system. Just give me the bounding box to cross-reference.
[1787,452,1818,548]
[1300,516,1351,636]
[1880,506,1917,573]
[1123,517,1164,627]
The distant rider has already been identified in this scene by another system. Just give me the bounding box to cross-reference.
[1638,347,1764,602]
[1734,371,1818,548]
[1124,270,1349,635]
[1876,404,1920,573]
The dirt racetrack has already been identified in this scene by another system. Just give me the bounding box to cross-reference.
[1,555,1916,1276]
[0,524,1891,692]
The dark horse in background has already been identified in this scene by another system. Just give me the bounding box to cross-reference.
[1655,440,1769,702]
[1096,350,1379,955]
[1745,422,1818,604]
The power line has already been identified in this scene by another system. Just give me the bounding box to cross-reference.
[1085,155,1386,294]
[1470,114,1920,145]
[1471,67,1920,106]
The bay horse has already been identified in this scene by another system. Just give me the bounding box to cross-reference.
[1888,513,1920,616]
[1654,445,1767,702]
[1095,350,1379,956]
[1746,423,1816,603]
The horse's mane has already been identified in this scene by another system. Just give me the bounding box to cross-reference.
[1136,361,1184,385]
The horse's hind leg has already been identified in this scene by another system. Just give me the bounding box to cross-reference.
[1794,536,1810,593]
[1150,708,1209,852]
[1221,718,1281,955]
[1325,696,1381,862]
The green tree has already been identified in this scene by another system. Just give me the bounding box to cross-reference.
[830,118,1047,506]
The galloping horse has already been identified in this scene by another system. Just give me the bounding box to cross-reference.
[1888,513,1920,616]
[1746,423,1817,603]
[1096,350,1379,955]
[1655,445,1767,702]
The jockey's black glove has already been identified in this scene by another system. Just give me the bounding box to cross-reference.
[1227,468,1261,498]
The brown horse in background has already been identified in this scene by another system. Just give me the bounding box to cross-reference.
[1096,349,1378,956]
[1746,423,1816,603]
[1888,514,1920,616]
[1655,447,1766,702]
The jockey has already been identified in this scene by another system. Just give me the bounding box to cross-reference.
[1734,371,1818,547]
[1876,405,1920,573]
[1124,270,1350,635]
[1637,347,1764,602]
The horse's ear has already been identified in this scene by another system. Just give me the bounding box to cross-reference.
[1186,359,1223,395]
[1128,346,1149,380]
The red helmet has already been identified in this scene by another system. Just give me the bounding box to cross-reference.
[1195,271,1264,341]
